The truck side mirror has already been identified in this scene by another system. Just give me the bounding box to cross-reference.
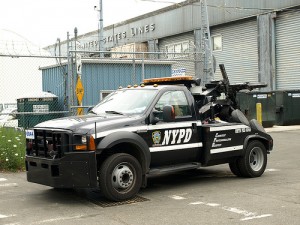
[163,105,175,122]
[150,109,160,124]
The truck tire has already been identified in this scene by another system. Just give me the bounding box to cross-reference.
[99,153,142,201]
[237,140,267,178]
[229,160,242,177]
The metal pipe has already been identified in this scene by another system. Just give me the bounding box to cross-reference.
[0,54,67,59]
[271,12,276,91]
[73,28,78,115]
[142,53,145,81]
[67,31,73,114]
[69,49,202,55]
[57,38,61,64]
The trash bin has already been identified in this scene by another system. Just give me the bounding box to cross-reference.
[275,90,300,126]
[17,92,62,128]
[237,91,276,128]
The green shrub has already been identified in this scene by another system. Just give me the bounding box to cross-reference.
[0,127,26,172]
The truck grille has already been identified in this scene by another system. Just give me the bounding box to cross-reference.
[30,130,70,158]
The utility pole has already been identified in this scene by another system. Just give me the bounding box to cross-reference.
[99,0,104,57]
[199,0,214,84]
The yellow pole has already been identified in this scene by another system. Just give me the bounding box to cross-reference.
[256,103,262,125]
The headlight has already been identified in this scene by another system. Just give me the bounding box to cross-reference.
[81,136,87,144]
[74,135,96,151]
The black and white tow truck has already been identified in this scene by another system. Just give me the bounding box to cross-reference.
[25,65,273,201]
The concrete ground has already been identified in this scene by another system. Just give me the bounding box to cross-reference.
[0,128,299,225]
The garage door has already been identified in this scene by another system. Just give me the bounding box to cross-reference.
[211,19,258,84]
[276,10,300,90]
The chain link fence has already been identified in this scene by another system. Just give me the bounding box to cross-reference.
[0,50,204,129]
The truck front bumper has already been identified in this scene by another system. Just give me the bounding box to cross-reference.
[25,152,98,188]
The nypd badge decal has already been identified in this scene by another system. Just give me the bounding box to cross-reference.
[152,131,161,146]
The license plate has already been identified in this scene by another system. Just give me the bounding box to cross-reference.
[25,129,35,139]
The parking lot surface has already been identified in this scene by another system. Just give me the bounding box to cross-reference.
[0,129,299,225]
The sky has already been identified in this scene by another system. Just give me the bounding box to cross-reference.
[0,0,184,47]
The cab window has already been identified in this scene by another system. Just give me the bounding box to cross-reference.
[155,90,191,118]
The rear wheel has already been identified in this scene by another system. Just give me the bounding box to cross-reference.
[99,153,142,201]
[237,140,267,177]
[229,160,242,177]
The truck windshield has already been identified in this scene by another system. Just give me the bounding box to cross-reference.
[91,89,158,115]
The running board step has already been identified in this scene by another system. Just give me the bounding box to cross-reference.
[148,162,201,175]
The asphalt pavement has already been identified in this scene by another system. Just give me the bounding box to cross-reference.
[0,128,299,225]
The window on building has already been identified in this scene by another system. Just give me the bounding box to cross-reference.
[212,35,222,51]
[174,43,182,53]
[99,90,114,101]
[182,42,190,53]
[165,41,190,58]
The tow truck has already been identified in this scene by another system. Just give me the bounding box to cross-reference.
[25,65,273,201]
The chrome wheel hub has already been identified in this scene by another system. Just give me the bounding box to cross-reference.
[249,147,264,171]
[112,164,134,189]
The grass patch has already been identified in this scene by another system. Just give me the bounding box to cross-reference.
[0,127,26,172]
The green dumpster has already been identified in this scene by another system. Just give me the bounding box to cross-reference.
[276,90,300,125]
[17,92,62,128]
[237,91,276,128]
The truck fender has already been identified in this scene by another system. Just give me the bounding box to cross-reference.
[97,131,151,173]
[243,134,270,152]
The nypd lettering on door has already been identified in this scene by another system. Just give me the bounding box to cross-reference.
[150,128,202,153]
[152,128,192,146]
[162,128,192,145]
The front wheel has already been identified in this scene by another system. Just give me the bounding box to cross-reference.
[99,153,142,201]
[237,140,267,178]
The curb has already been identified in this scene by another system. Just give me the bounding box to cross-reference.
[265,125,300,133]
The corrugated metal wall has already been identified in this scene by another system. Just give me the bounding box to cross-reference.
[158,32,196,77]
[42,62,172,107]
[211,19,258,83]
[42,65,67,110]
[275,10,300,90]
[81,62,172,106]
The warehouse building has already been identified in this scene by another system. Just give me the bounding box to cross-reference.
[45,0,300,92]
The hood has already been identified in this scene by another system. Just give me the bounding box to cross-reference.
[35,114,143,134]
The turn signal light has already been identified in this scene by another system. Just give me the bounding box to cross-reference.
[89,136,96,150]
[75,145,87,151]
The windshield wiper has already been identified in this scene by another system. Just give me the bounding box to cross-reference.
[88,110,97,115]
[105,110,124,115]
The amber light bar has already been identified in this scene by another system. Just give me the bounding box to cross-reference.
[143,76,193,84]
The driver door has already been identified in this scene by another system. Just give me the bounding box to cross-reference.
[147,90,201,167]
